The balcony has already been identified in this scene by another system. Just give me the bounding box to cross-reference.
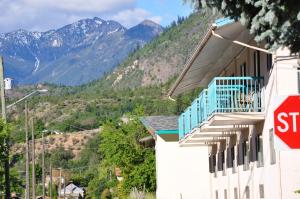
[179,76,265,139]
[207,77,263,115]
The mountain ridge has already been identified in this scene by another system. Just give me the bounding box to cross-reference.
[0,17,163,85]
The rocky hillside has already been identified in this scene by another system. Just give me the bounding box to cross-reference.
[12,129,98,158]
[0,18,163,86]
[106,11,219,89]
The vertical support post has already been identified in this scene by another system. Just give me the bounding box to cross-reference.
[63,178,66,199]
[31,118,36,199]
[0,56,9,199]
[50,163,52,199]
[0,57,6,120]
[25,101,30,199]
[42,132,45,199]
[59,168,62,198]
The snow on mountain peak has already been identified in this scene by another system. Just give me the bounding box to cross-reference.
[52,39,63,47]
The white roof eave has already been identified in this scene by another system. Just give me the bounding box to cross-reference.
[168,21,253,97]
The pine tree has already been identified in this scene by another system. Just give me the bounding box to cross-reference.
[186,0,300,53]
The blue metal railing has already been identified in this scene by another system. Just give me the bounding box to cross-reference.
[178,114,184,139]
[191,98,199,129]
[184,107,191,136]
[178,76,264,139]
[207,77,264,116]
[199,89,208,124]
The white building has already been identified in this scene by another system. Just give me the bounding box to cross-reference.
[143,18,300,199]
[167,18,300,199]
[4,77,13,90]
[141,116,210,199]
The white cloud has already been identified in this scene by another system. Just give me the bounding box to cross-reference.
[110,8,162,28]
[22,0,135,13]
[0,0,162,33]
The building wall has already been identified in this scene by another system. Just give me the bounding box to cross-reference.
[210,46,300,199]
[155,135,210,199]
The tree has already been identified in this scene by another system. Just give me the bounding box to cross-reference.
[186,0,300,53]
[0,120,10,197]
[92,109,156,197]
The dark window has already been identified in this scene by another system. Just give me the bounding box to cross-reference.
[234,187,238,199]
[257,135,264,167]
[237,143,244,166]
[217,151,225,171]
[267,54,273,71]
[245,186,250,199]
[224,189,227,199]
[209,155,216,173]
[259,184,265,198]
[226,147,235,168]
[243,141,250,171]
[240,62,247,77]
[215,190,218,199]
[250,135,256,162]
[269,129,276,164]
[254,51,261,77]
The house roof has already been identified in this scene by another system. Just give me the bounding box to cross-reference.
[140,116,178,135]
[168,18,254,97]
[60,183,84,195]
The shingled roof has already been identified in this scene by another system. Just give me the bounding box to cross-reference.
[141,116,178,134]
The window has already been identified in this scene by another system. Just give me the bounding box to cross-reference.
[232,146,237,173]
[259,184,265,198]
[234,187,239,199]
[226,147,233,168]
[267,54,273,71]
[243,141,250,171]
[222,151,226,176]
[224,189,227,199]
[215,190,218,199]
[217,151,225,172]
[237,143,244,166]
[209,155,216,173]
[245,186,250,199]
[226,146,236,173]
[240,62,247,76]
[269,129,276,164]
[254,51,261,77]
[257,135,264,167]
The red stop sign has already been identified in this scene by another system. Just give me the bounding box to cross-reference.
[274,96,300,149]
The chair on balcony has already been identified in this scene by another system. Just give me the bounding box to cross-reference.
[235,91,259,112]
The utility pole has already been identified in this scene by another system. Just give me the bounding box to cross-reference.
[63,177,66,199]
[42,131,45,199]
[50,163,52,199]
[59,168,62,198]
[25,101,30,199]
[0,56,10,199]
[31,118,36,199]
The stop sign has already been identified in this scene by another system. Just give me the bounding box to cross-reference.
[274,96,300,149]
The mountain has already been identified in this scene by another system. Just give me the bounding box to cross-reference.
[0,17,163,85]
[104,11,219,89]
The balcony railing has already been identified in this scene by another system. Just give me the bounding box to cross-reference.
[207,77,264,115]
[178,76,264,139]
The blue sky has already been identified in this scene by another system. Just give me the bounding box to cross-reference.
[136,0,193,27]
[0,0,193,33]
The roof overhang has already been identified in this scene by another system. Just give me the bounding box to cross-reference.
[140,116,179,141]
[168,18,254,97]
